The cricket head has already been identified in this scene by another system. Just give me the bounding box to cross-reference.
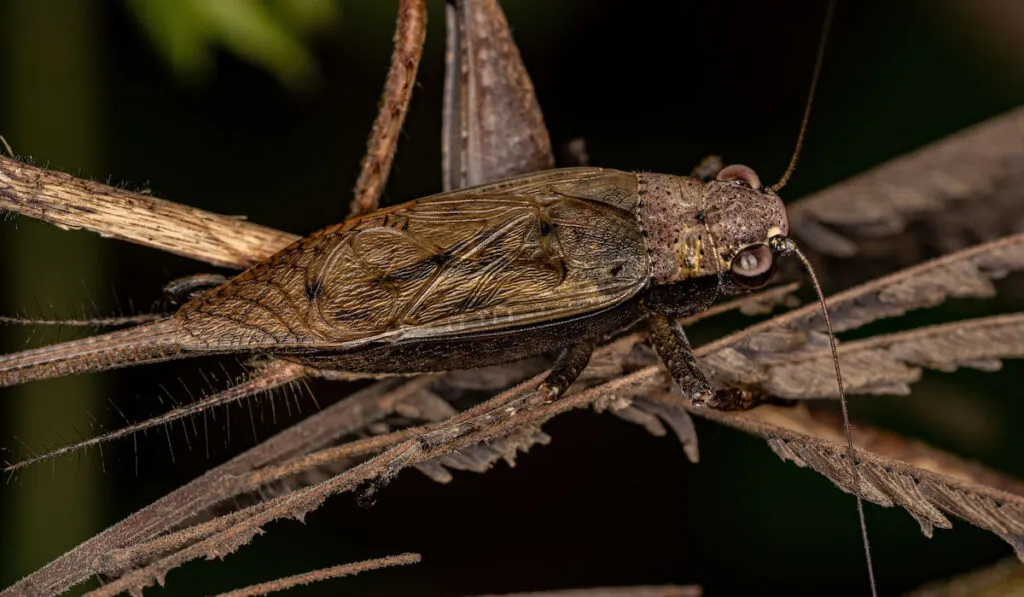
[704,164,789,288]
[636,165,789,288]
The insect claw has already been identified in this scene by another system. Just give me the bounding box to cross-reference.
[689,390,713,407]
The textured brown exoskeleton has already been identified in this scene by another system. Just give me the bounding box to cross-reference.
[0,164,790,410]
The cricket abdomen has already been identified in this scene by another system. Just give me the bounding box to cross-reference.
[0,319,187,387]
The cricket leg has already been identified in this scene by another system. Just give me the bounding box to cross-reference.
[443,0,554,191]
[3,360,307,473]
[423,339,595,449]
[0,319,187,387]
[648,313,770,410]
[648,313,715,405]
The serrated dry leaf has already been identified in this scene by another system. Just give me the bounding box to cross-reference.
[751,313,1024,399]
[789,106,1024,260]
[692,404,1024,558]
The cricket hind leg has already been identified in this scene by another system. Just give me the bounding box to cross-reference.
[2,360,308,474]
[359,340,595,504]
[0,318,188,388]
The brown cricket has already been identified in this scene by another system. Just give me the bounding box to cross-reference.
[0,164,789,410]
[0,0,881,594]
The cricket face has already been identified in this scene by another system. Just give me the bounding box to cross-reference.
[703,164,789,288]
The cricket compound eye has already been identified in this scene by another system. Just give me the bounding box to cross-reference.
[715,164,762,191]
[730,243,775,288]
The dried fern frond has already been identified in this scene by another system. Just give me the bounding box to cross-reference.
[789,105,1024,260]
[701,233,1024,389]
[733,312,1024,399]
[691,404,1024,558]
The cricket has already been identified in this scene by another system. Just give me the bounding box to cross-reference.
[2,1,1024,595]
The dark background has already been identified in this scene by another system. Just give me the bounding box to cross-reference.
[3,1,1024,595]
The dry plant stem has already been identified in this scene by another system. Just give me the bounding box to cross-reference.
[210,552,421,597]
[0,156,298,268]
[80,370,660,597]
[1,378,418,597]
[469,587,701,597]
[41,297,1024,595]
[770,406,1024,497]
[350,0,426,216]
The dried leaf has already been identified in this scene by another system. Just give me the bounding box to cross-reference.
[747,313,1024,399]
[789,106,1024,260]
[700,234,1024,389]
[692,404,1024,558]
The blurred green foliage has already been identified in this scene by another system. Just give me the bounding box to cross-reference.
[123,0,340,89]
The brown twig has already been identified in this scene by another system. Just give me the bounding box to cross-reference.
[0,155,299,268]
[469,586,701,597]
[209,552,421,597]
[350,0,426,216]
[2,377,418,596]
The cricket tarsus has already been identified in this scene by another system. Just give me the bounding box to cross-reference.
[771,235,877,597]
[0,319,184,387]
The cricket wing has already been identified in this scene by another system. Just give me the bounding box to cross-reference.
[178,172,649,351]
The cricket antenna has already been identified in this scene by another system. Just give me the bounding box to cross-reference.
[770,235,877,596]
[767,0,837,194]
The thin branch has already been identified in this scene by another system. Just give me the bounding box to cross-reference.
[350,0,426,215]
[1,377,424,597]
[469,586,701,597]
[209,552,421,597]
[0,155,299,268]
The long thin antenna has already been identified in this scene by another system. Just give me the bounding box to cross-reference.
[767,0,837,194]
[771,235,877,596]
